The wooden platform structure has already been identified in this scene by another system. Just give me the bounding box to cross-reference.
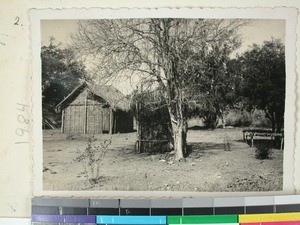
[243,129,284,150]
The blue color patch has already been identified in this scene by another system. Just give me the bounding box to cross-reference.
[96,216,167,224]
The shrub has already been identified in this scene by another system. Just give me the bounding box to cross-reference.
[222,109,271,128]
[74,136,111,185]
[225,110,252,127]
[255,146,272,159]
[251,110,272,128]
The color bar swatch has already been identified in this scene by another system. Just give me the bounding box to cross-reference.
[31,196,300,225]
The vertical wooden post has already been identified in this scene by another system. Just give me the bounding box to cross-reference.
[61,109,65,133]
[83,92,88,134]
[114,114,117,134]
[99,108,102,134]
[280,135,284,150]
[69,107,71,133]
[136,102,142,153]
[109,107,113,134]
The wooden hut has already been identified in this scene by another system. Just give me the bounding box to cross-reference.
[56,83,133,134]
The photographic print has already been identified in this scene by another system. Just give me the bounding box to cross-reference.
[32,8,297,195]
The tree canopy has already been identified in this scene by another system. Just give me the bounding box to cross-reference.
[41,38,86,125]
[240,39,285,132]
[71,18,247,159]
[186,44,242,128]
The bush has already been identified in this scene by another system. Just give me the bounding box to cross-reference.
[254,139,273,159]
[222,109,271,128]
[225,110,252,127]
[74,136,111,185]
[203,113,219,129]
[255,147,272,160]
[251,110,272,128]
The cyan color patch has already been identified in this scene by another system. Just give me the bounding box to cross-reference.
[96,216,167,224]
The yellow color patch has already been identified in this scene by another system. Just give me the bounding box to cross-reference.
[239,213,300,223]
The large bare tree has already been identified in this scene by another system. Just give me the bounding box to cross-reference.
[72,18,245,160]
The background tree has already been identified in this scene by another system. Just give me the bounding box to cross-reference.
[240,39,285,133]
[72,19,246,160]
[186,44,242,129]
[41,38,85,125]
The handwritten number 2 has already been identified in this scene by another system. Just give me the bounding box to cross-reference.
[14,17,20,25]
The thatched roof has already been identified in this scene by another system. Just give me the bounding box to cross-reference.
[88,84,131,111]
[56,82,131,111]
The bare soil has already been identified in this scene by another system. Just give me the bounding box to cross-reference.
[43,128,283,192]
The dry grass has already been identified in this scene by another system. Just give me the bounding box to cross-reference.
[43,128,283,192]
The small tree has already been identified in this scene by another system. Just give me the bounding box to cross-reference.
[240,39,285,133]
[74,137,111,185]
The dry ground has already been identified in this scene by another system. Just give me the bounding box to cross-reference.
[43,128,283,192]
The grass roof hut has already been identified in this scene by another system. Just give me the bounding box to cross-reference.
[56,82,133,134]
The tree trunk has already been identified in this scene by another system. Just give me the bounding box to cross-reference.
[170,119,186,160]
[158,19,187,160]
[167,100,187,160]
[221,113,226,129]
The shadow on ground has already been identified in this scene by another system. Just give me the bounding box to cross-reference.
[186,142,227,157]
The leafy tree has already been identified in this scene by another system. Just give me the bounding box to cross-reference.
[178,40,243,129]
[41,38,85,125]
[189,44,242,129]
[240,39,285,133]
[72,19,246,160]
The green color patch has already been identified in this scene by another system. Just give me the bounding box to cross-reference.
[167,215,238,224]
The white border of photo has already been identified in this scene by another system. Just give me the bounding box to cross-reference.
[31,7,297,197]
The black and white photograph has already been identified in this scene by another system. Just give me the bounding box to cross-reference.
[32,8,296,194]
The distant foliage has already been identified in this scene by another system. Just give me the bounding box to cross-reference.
[225,110,252,127]
[41,37,86,127]
[187,48,243,129]
[251,110,272,128]
[240,39,285,133]
[223,110,270,128]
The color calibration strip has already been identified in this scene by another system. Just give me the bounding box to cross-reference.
[31,196,300,224]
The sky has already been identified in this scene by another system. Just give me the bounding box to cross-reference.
[41,19,285,94]
[41,19,285,50]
